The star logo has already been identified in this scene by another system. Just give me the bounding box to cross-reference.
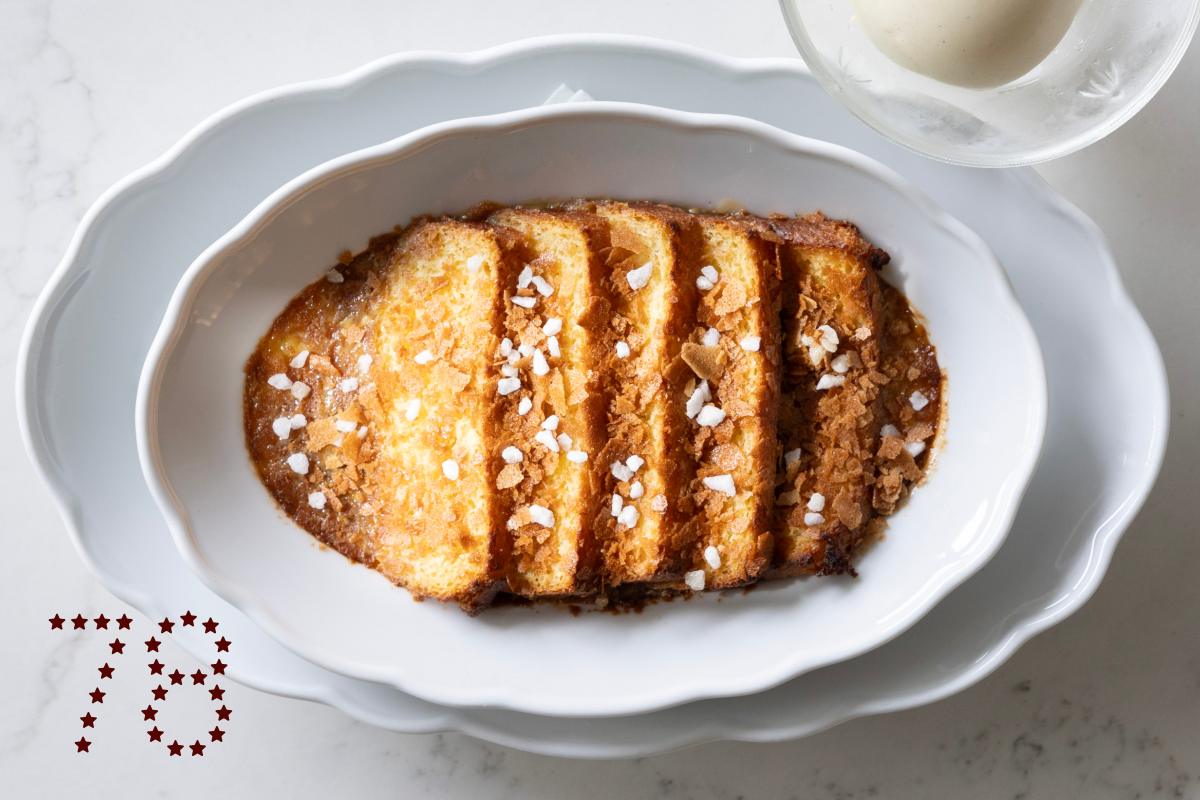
[141,705,158,721]
[72,615,87,630]
[202,618,219,634]
[148,659,164,675]
[216,706,232,721]
[80,713,96,729]
[168,670,185,686]
[151,685,168,702]
[208,726,225,742]
[181,611,197,626]
[145,637,161,652]
[49,614,65,630]
[98,663,115,679]
[158,618,175,634]
[208,685,225,702]
[108,639,125,655]
[167,740,183,756]
[211,660,227,675]
[147,727,163,743]
[89,688,105,704]
[190,670,207,686]
[116,614,133,629]
[75,737,90,753]
[215,637,231,652]
[94,615,110,629]
[189,740,206,757]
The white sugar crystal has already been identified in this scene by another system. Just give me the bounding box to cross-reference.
[501,364,517,378]
[325,269,345,284]
[531,349,550,376]
[615,341,630,359]
[534,430,560,452]
[800,334,815,348]
[541,415,560,430]
[651,494,668,512]
[542,318,562,336]
[547,335,560,358]
[704,546,721,569]
[517,397,532,415]
[289,350,309,369]
[442,459,460,480]
[700,265,719,282]
[831,354,850,374]
[696,276,715,291]
[502,446,524,464]
[414,349,434,365]
[905,441,927,457]
[815,374,845,391]
[531,276,554,296]
[272,417,292,440]
[626,262,653,291]
[466,254,484,273]
[807,492,826,512]
[357,426,368,439]
[626,455,644,473]
[291,381,311,400]
[881,424,901,438]
[357,354,373,372]
[507,351,520,365]
[629,480,644,499]
[518,343,533,357]
[498,377,521,395]
[817,324,840,353]
[405,399,420,421]
[804,512,826,526]
[517,266,533,289]
[307,492,326,510]
[267,373,293,391]
[703,474,736,496]
[784,448,802,465]
[289,414,307,429]
[287,453,310,474]
[702,328,721,347]
[338,377,359,393]
[499,337,513,357]
[611,494,623,517]
[809,344,827,367]
[909,391,930,411]
[684,570,705,591]
[557,433,573,451]
[528,504,555,528]
[616,506,640,528]
[335,419,357,433]
[511,295,537,309]
[686,380,712,419]
[740,336,761,352]
[696,404,726,427]
[611,461,635,482]
[566,450,588,463]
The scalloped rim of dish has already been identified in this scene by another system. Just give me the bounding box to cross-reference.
[134,98,1047,716]
[777,0,1200,168]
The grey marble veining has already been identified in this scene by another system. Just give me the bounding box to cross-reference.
[1,1,1197,797]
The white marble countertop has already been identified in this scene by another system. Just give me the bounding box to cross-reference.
[2,1,1197,796]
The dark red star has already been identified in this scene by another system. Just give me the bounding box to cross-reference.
[158,618,175,634]
[167,740,183,756]
[190,670,207,685]
[208,685,225,701]
[215,706,232,721]
[147,727,163,743]
[108,639,125,655]
[151,685,168,701]
[93,614,109,629]
[145,637,160,652]
[215,637,230,652]
[71,615,87,630]
[97,663,114,679]
[89,688,105,704]
[141,705,157,721]
[169,670,185,685]
[189,740,206,756]
[210,660,227,675]
[148,659,164,675]
[202,618,219,634]
[49,614,65,629]
[75,737,90,753]
[208,726,225,743]
[80,712,96,728]
[181,611,197,626]
[117,614,133,629]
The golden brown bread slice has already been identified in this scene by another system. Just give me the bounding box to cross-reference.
[765,212,890,577]
[589,201,705,585]
[487,207,612,597]
[676,214,781,590]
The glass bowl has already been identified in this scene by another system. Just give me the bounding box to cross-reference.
[779,0,1200,166]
